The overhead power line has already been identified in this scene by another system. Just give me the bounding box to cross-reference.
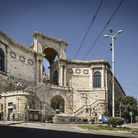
[83,0,124,60]
[121,83,138,86]
[74,0,103,59]
[123,86,138,94]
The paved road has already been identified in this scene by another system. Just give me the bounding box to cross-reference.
[0,123,137,138]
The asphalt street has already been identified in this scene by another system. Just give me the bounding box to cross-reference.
[0,123,138,138]
[0,125,129,138]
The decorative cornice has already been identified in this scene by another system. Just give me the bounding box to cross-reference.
[59,58,111,68]
[0,30,45,57]
[32,31,69,46]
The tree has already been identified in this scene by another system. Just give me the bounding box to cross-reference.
[43,73,50,84]
[115,95,138,122]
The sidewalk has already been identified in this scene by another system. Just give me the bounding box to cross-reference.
[0,121,138,129]
[122,122,138,129]
[0,121,24,126]
[92,122,138,129]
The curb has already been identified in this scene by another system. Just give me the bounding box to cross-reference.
[0,121,24,126]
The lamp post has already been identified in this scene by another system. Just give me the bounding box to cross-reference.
[120,96,127,117]
[17,83,22,120]
[104,28,123,117]
[18,97,21,120]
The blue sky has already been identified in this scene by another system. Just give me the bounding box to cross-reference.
[0,0,138,100]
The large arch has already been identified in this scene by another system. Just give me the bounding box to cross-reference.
[51,95,65,113]
[0,48,5,72]
[43,47,59,65]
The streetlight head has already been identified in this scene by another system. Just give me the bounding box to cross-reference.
[117,30,123,34]
[113,36,117,39]
[109,28,113,33]
[104,35,109,38]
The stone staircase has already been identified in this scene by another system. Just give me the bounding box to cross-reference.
[44,101,56,116]
[0,71,33,91]
[31,83,56,116]
[73,99,105,116]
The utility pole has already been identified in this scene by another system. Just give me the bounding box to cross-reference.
[104,28,123,117]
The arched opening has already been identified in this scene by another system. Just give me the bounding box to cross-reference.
[0,48,5,72]
[51,95,65,113]
[53,70,58,85]
[93,72,101,88]
[43,47,59,84]
[43,47,59,65]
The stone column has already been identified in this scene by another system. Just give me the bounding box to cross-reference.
[105,66,108,89]
[4,94,7,120]
[90,67,93,89]
[63,66,66,87]
[105,66,108,104]
[48,66,53,84]
[34,36,38,52]
[40,59,43,83]
[38,60,43,83]
[5,44,8,72]
[102,67,105,88]
[59,64,63,86]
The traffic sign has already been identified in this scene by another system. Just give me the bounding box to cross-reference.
[129,112,134,116]
[13,104,16,110]
[103,116,108,122]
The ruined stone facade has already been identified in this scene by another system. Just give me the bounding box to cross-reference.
[0,30,125,122]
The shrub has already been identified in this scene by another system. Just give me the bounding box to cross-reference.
[108,117,124,127]
[89,119,95,124]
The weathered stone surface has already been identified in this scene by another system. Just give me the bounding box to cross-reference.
[0,30,125,121]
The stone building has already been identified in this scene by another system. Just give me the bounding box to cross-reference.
[0,30,125,122]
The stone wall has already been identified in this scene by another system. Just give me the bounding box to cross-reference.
[0,30,43,84]
[0,30,126,121]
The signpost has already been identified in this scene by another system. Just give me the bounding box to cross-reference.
[13,104,16,110]
[129,111,133,126]
[95,112,97,124]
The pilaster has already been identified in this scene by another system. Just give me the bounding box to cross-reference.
[59,64,63,86]
[90,67,93,88]
[102,66,105,88]
[63,66,66,86]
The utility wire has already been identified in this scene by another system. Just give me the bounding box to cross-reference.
[83,0,124,60]
[121,83,138,86]
[74,0,103,59]
[123,86,138,94]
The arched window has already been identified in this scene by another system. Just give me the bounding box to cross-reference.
[0,48,5,72]
[53,70,58,85]
[93,72,101,88]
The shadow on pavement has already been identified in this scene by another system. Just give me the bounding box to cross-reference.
[0,125,127,138]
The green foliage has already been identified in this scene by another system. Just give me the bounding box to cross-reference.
[89,119,95,124]
[43,73,50,84]
[136,116,138,122]
[78,125,138,133]
[115,95,138,121]
[107,117,124,127]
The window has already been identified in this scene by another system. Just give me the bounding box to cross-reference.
[8,102,13,106]
[93,72,101,88]
[53,70,58,85]
[0,48,5,72]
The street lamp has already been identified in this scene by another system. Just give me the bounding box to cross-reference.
[18,97,21,120]
[104,28,123,117]
[120,96,127,117]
